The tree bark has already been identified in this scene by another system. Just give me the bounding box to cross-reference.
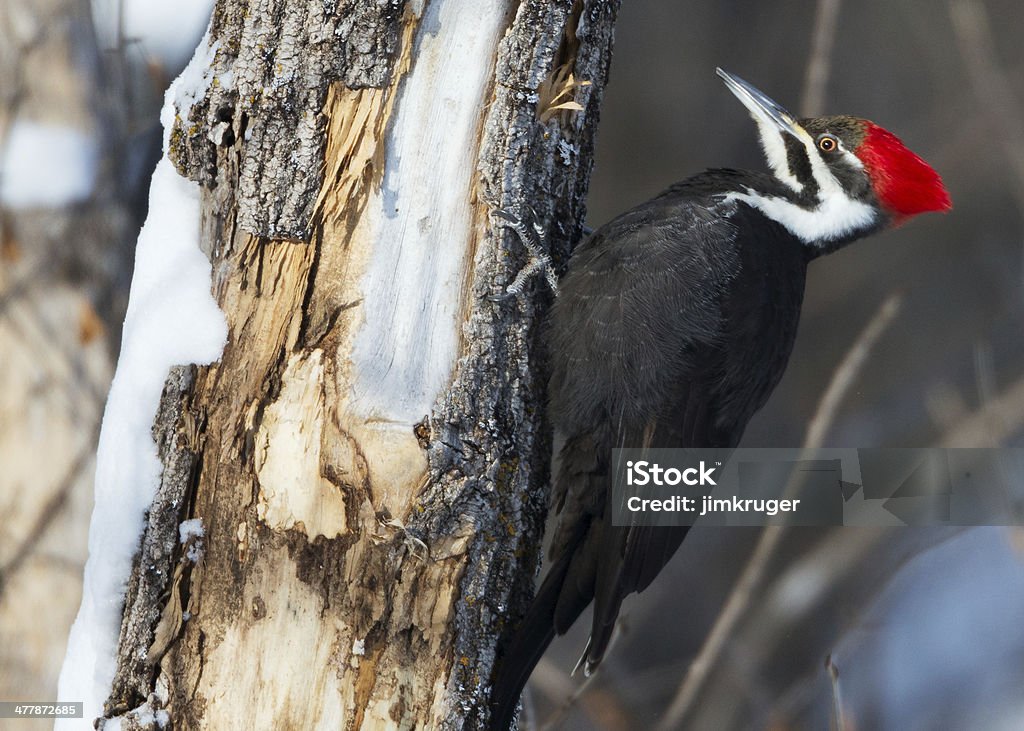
[103,0,620,728]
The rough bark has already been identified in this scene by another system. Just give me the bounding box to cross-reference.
[105,0,620,728]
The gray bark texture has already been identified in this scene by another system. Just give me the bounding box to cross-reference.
[104,0,620,728]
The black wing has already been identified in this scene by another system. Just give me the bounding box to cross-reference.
[546,193,740,443]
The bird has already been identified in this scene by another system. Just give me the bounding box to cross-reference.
[489,68,951,730]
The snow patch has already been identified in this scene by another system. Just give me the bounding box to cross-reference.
[0,120,98,209]
[56,30,226,729]
[178,518,205,543]
[106,699,170,730]
[163,39,220,141]
[179,518,205,563]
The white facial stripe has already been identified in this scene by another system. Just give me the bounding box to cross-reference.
[724,188,877,245]
[754,123,863,198]
[744,116,875,244]
[794,127,848,200]
[839,145,864,169]
[755,118,803,193]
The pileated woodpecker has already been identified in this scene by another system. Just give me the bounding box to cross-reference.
[490,68,950,729]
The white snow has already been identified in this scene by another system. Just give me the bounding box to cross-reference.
[185,543,204,564]
[55,31,226,730]
[106,700,170,730]
[179,518,205,563]
[0,120,98,209]
[178,518,205,543]
[129,705,154,726]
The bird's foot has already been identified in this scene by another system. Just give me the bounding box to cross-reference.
[489,205,560,301]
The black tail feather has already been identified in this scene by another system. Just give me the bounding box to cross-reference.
[489,554,581,731]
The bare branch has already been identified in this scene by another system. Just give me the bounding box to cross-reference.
[656,294,903,731]
[0,428,98,596]
[949,0,1024,211]
[800,0,843,117]
[537,665,603,731]
[804,293,902,448]
[826,654,846,731]
[940,374,1024,446]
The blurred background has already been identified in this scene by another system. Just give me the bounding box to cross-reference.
[0,0,208,725]
[1,0,1023,729]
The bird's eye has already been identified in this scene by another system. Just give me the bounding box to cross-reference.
[818,135,838,152]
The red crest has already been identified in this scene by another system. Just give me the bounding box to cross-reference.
[857,122,952,221]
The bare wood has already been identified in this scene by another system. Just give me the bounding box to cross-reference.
[949,0,1024,212]
[804,294,902,448]
[104,0,621,728]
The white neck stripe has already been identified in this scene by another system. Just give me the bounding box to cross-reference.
[756,118,803,193]
[724,188,877,246]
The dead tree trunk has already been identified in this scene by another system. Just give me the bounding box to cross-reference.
[102,1,619,727]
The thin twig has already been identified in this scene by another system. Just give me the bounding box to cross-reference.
[939,374,1024,446]
[800,0,843,117]
[766,526,964,723]
[538,663,601,731]
[655,294,903,731]
[536,621,632,730]
[529,657,577,707]
[826,654,846,731]
[949,0,1024,212]
[949,0,1024,306]
[4,292,109,408]
[805,294,902,447]
[0,258,50,317]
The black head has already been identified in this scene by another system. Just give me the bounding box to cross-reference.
[716,69,951,250]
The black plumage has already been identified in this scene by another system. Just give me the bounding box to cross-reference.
[490,174,810,729]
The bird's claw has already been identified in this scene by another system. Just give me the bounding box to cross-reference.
[490,204,560,300]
